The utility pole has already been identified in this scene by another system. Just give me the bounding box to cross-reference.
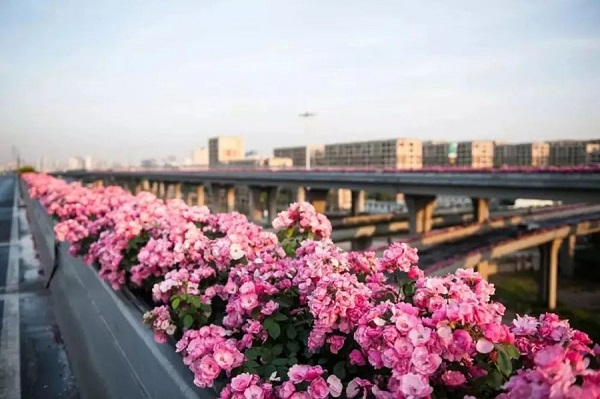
[299,112,316,170]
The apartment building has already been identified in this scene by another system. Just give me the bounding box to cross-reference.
[191,147,209,166]
[423,141,451,166]
[549,140,600,166]
[494,142,550,167]
[456,141,494,168]
[273,145,325,168]
[208,136,245,166]
[227,157,293,168]
[322,138,422,169]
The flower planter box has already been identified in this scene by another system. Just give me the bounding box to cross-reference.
[20,180,214,399]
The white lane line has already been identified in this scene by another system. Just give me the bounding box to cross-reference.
[0,175,21,399]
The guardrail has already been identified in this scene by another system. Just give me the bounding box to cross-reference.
[20,180,212,399]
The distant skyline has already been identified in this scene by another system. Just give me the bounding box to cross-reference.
[1,0,599,165]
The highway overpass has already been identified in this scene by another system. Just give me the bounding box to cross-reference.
[56,168,600,238]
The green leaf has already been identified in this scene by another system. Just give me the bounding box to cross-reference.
[505,343,520,360]
[171,297,181,309]
[191,296,202,308]
[485,370,504,390]
[263,364,277,379]
[272,358,288,366]
[244,360,260,371]
[245,348,259,360]
[288,357,298,366]
[286,341,300,354]
[286,324,298,340]
[333,361,346,379]
[264,318,281,339]
[273,313,288,321]
[272,344,283,356]
[496,347,512,377]
[183,314,194,329]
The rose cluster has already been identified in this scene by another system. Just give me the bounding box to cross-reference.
[23,172,600,398]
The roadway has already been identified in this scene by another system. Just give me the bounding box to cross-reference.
[0,175,78,398]
[415,210,600,269]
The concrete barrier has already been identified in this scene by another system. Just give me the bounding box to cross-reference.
[20,180,214,399]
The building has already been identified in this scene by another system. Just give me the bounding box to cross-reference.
[228,157,293,168]
[548,140,600,166]
[494,142,550,167]
[83,156,93,170]
[423,141,451,166]
[208,136,245,166]
[273,145,325,168]
[67,157,84,170]
[191,147,209,166]
[456,141,494,168]
[322,138,422,169]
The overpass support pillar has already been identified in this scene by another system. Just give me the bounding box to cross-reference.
[134,180,144,194]
[351,190,366,216]
[538,238,563,310]
[471,198,490,224]
[225,186,235,213]
[559,234,576,277]
[196,185,206,207]
[306,189,329,214]
[93,179,104,188]
[477,261,498,280]
[406,195,436,235]
[296,187,306,203]
[173,183,182,200]
[141,179,150,193]
[351,236,373,252]
[158,182,166,199]
[249,187,279,223]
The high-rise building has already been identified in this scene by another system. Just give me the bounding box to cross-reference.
[456,141,494,168]
[273,145,325,168]
[322,138,422,169]
[67,157,84,170]
[191,147,209,166]
[494,142,549,167]
[208,136,245,166]
[84,156,93,170]
[549,140,600,166]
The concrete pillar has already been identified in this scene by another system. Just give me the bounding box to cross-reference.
[156,182,165,199]
[173,183,182,200]
[141,179,150,192]
[266,187,278,221]
[150,181,159,196]
[477,260,498,280]
[306,189,329,214]
[225,186,235,213]
[559,235,576,277]
[351,190,366,216]
[538,238,563,310]
[471,197,490,224]
[134,180,144,194]
[196,185,206,207]
[405,195,436,235]
[249,189,264,223]
[296,187,306,203]
[351,236,373,252]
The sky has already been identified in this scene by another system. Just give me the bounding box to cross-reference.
[0,0,599,165]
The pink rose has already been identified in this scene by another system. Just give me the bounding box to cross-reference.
[230,373,254,392]
[307,377,329,399]
[278,381,296,399]
[441,370,466,386]
[198,355,220,382]
[243,385,264,399]
[476,338,494,354]
[399,373,433,398]
[349,349,366,366]
[287,365,309,383]
[483,323,506,343]
[327,375,343,398]
[411,347,442,375]
[240,293,259,310]
[534,345,564,369]
[327,335,346,354]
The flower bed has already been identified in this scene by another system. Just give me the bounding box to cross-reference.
[23,173,600,398]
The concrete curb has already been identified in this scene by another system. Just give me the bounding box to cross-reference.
[20,180,214,399]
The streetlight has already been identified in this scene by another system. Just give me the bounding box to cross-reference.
[299,112,316,170]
